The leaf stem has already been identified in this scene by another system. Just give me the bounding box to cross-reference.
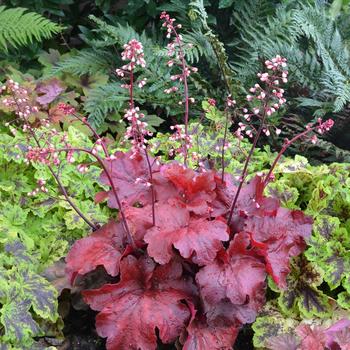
[227,110,267,225]
[44,147,136,249]
[263,127,316,188]
[221,109,230,183]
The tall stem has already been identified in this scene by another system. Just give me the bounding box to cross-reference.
[172,29,190,166]
[47,147,135,249]
[129,68,155,226]
[31,131,98,231]
[12,95,98,232]
[263,127,315,188]
[221,109,229,182]
[227,112,267,225]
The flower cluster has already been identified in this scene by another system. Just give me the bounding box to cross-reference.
[1,80,41,130]
[160,11,197,85]
[307,118,334,144]
[114,38,152,157]
[57,102,76,115]
[235,55,288,140]
[123,107,152,156]
[160,11,197,164]
[116,39,146,76]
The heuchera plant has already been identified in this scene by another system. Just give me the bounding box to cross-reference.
[1,12,335,350]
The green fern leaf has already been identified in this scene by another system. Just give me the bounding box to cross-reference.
[85,83,129,128]
[0,6,62,52]
[51,49,113,76]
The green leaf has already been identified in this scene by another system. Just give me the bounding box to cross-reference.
[218,0,235,9]
[61,200,108,230]
[337,291,350,309]
[252,302,298,348]
[20,270,58,322]
[265,179,299,209]
[0,300,40,345]
[0,6,62,52]
[269,257,332,318]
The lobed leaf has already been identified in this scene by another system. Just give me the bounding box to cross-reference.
[196,232,266,325]
[66,220,126,283]
[83,256,193,350]
[144,202,229,265]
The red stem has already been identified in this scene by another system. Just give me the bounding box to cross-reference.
[227,110,267,225]
[221,109,230,183]
[47,147,136,249]
[72,113,109,157]
[129,66,156,226]
[31,130,98,231]
[170,25,190,166]
[263,127,316,188]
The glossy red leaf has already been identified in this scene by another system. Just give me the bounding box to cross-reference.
[99,151,179,208]
[214,175,279,223]
[100,151,155,207]
[144,203,229,265]
[182,317,239,350]
[123,205,154,241]
[161,163,215,194]
[161,163,217,215]
[196,232,266,325]
[245,207,313,288]
[83,256,193,350]
[296,325,327,350]
[66,220,125,284]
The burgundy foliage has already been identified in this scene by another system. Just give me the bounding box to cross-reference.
[66,152,313,349]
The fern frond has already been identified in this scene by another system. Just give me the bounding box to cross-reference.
[0,6,61,52]
[85,83,129,128]
[51,49,113,76]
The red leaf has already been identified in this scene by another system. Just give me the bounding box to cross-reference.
[296,325,327,350]
[245,207,313,288]
[84,256,193,350]
[196,232,266,325]
[100,151,155,207]
[182,317,239,350]
[124,205,154,241]
[95,191,109,204]
[266,334,299,350]
[66,220,126,284]
[161,163,215,194]
[36,78,65,105]
[100,152,178,208]
[144,203,229,265]
[161,163,217,215]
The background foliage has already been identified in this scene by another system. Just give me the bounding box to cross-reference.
[0,0,350,348]
[1,0,349,161]
[0,124,109,348]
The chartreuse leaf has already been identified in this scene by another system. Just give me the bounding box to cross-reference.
[268,257,332,318]
[61,199,108,230]
[306,215,350,290]
[265,179,299,209]
[0,266,58,347]
[252,302,298,348]
[1,299,40,345]
[19,270,58,322]
[253,301,350,350]
[338,291,350,309]
[274,155,311,175]
[202,100,225,123]
[0,167,30,194]
[0,205,33,248]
